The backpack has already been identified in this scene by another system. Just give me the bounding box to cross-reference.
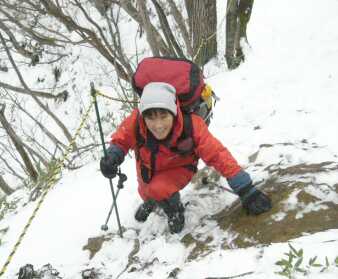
[132,56,216,123]
[132,57,217,183]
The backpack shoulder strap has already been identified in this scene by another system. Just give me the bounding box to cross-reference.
[135,112,145,147]
[135,111,159,183]
[182,113,193,140]
[170,113,195,156]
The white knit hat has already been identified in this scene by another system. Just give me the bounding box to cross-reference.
[139,82,177,116]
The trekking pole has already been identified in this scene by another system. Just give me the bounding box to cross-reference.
[90,82,123,238]
[202,177,236,195]
[202,177,265,194]
[101,171,127,231]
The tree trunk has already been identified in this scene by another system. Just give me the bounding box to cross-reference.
[0,105,38,182]
[185,0,217,66]
[225,0,238,70]
[0,175,14,195]
[238,0,254,43]
[226,0,254,70]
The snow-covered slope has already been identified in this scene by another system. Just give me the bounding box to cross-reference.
[0,0,338,278]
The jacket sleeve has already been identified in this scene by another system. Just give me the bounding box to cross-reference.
[192,114,243,179]
[109,109,138,154]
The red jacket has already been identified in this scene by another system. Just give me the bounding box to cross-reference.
[110,107,242,201]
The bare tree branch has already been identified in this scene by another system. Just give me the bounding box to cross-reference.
[22,142,49,168]
[40,0,130,80]
[0,30,76,150]
[167,0,193,57]
[0,142,26,179]
[0,19,34,59]
[0,81,59,99]
[6,92,67,150]
[0,175,14,195]
[136,0,161,56]
[151,0,184,58]
[118,0,170,56]
[0,6,62,47]
[0,104,38,182]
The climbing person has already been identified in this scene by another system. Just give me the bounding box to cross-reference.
[99,81,272,234]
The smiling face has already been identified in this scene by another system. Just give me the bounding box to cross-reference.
[143,109,174,140]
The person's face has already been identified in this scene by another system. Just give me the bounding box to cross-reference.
[144,110,174,140]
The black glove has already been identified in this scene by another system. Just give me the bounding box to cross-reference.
[100,156,118,178]
[100,144,124,179]
[238,184,272,215]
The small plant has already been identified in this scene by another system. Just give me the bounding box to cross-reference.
[35,159,61,188]
[27,159,62,202]
[0,197,19,220]
[275,243,337,278]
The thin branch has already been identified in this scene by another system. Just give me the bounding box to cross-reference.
[6,92,67,149]
[0,81,58,99]
[0,30,76,150]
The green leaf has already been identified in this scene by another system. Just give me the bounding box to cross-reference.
[312,263,323,267]
[288,243,298,256]
[284,251,294,259]
[276,271,291,278]
[295,257,303,268]
[296,248,303,258]
[320,267,328,273]
[287,253,295,264]
[276,259,290,267]
[295,267,306,274]
[309,256,317,266]
[335,256,338,266]
[325,256,329,267]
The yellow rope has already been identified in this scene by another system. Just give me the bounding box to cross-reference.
[95,90,138,104]
[0,99,94,277]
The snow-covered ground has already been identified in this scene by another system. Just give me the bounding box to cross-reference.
[1,0,338,278]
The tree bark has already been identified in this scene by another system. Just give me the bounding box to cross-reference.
[0,105,38,182]
[238,0,254,43]
[225,0,238,70]
[226,0,254,70]
[185,0,217,66]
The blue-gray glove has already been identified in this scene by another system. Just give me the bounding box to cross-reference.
[237,183,272,215]
[100,144,125,179]
[227,170,272,215]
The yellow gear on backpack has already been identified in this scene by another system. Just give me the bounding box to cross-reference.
[201,84,214,110]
